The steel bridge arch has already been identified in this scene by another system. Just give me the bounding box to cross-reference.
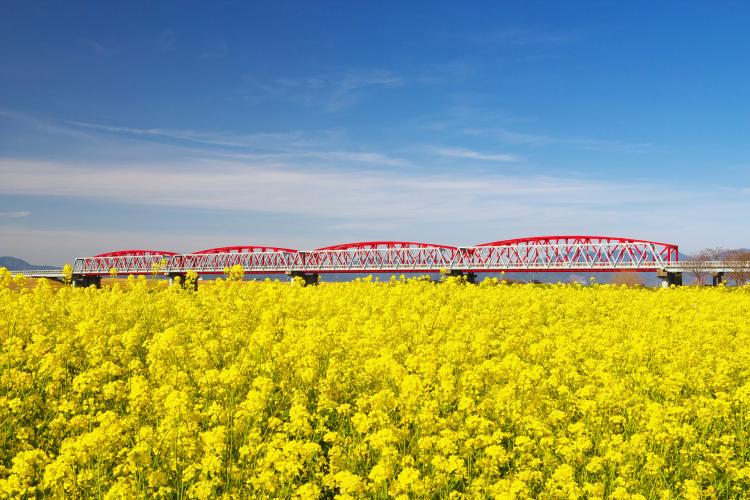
[177,245,300,273]
[74,249,178,275]
[307,240,459,272]
[70,235,680,275]
[314,240,458,251]
[94,249,178,257]
[476,235,677,248]
[470,235,678,272]
[191,245,299,254]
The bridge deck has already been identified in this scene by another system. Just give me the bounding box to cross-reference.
[9,269,64,278]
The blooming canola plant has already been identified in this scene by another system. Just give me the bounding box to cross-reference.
[1,269,749,498]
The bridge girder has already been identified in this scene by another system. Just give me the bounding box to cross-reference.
[69,236,680,276]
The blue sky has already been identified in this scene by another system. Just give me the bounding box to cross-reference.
[1,1,749,263]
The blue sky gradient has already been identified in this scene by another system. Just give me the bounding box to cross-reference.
[1,1,749,263]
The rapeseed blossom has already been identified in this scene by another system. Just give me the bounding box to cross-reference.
[0,268,749,498]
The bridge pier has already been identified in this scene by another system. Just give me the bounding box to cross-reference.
[712,272,725,286]
[72,275,101,288]
[656,270,682,288]
[287,271,319,286]
[444,270,477,284]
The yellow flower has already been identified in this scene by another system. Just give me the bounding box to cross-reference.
[1,273,748,497]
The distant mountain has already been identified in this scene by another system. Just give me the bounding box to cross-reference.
[0,256,61,271]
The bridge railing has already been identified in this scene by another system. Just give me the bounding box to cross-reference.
[664,261,750,272]
[9,269,64,277]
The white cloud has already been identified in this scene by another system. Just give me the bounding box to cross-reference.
[269,70,402,96]
[2,155,749,260]
[66,121,325,150]
[464,128,653,153]
[1,157,742,226]
[241,69,402,111]
[2,112,748,259]
[65,120,411,167]
[0,211,31,219]
[436,148,519,162]
[2,157,579,219]
[156,29,177,52]
[0,226,322,264]
[468,28,578,46]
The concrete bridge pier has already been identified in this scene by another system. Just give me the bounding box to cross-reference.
[73,275,102,288]
[712,272,725,286]
[445,270,477,284]
[656,270,682,288]
[287,271,319,286]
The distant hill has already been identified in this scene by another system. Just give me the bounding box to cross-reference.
[0,256,61,271]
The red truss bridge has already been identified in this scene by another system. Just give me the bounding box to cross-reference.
[55,236,685,286]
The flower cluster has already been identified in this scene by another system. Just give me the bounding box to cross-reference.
[1,269,749,498]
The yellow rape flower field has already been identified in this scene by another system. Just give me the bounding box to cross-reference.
[1,270,750,499]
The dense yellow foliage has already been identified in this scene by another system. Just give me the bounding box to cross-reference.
[1,270,749,499]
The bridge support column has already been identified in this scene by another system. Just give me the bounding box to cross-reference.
[657,270,682,288]
[444,270,477,284]
[73,275,101,288]
[712,272,725,286]
[287,271,319,286]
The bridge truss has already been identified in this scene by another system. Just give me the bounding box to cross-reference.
[70,236,679,276]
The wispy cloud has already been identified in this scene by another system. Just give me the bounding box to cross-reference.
[66,119,410,167]
[217,150,412,168]
[415,60,476,85]
[78,38,118,56]
[2,155,748,256]
[0,109,102,141]
[436,147,519,162]
[0,157,734,223]
[0,211,31,219]
[468,27,578,47]
[156,29,177,52]
[200,40,229,59]
[66,120,333,151]
[300,151,410,168]
[464,128,653,153]
[241,69,402,111]
[3,111,746,257]
[0,226,321,263]
[3,111,415,169]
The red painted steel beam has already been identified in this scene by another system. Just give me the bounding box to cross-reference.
[191,245,298,254]
[95,249,178,257]
[477,235,676,248]
[315,241,458,251]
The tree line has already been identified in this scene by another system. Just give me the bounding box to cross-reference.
[685,248,750,286]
